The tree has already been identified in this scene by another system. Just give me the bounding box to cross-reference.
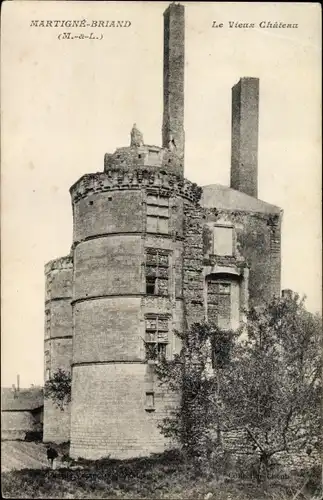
[44,369,72,410]
[155,322,235,469]
[155,294,321,482]
[220,293,321,482]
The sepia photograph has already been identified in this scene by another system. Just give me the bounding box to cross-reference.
[1,1,321,498]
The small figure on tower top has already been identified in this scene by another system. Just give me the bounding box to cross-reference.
[130,123,144,147]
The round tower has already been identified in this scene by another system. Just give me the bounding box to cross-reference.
[69,143,201,459]
[43,254,73,443]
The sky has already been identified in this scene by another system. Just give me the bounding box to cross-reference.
[1,1,321,388]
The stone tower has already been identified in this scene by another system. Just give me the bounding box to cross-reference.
[43,255,73,443]
[69,147,201,459]
[67,3,206,460]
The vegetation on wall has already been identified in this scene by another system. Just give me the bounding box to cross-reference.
[156,294,322,482]
[44,369,71,410]
[221,294,321,481]
[155,321,236,470]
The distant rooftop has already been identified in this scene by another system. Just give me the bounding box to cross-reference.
[201,184,281,215]
[1,387,43,412]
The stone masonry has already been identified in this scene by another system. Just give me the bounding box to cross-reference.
[44,3,282,459]
[162,3,185,160]
[43,255,73,443]
[231,78,259,198]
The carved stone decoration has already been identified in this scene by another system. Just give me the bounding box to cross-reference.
[130,123,144,147]
[70,171,203,204]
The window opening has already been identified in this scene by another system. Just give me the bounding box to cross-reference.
[145,392,155,411]
[145,249,169,296]
[207,280,231,329]
[145,316,169,362]
[146,194,169,234]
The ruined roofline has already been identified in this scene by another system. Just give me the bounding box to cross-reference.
[201,183,282,215]
[103,144,183,174]
[69,170,202,204]
[233,76,259,86]
[163,2,184,15]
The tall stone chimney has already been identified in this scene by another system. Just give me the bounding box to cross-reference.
[230,77,259,198]
[162,3,185,161]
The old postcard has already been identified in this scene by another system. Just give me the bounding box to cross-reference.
[1,1,321,499]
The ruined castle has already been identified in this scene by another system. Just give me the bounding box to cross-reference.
[44,3,282,459]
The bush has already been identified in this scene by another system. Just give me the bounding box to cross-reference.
[44,369,71,410]
[301,465,322,496]
[1,449,321,499]
[61,453,72,463]
[209,449,237,477]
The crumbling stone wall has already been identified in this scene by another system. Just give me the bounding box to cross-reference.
[182,200,204,328]
[104,145,183,176]
[219,428,320,473]
[203,208,282,307]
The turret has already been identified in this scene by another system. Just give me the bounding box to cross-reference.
[43,254,73,443]
[69,122,202,458]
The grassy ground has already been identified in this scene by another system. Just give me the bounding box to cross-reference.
[1,450,321,500]
[1,441,49,472]
[1,441,69,473]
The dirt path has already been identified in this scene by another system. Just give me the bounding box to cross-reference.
[1,441,64,472]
